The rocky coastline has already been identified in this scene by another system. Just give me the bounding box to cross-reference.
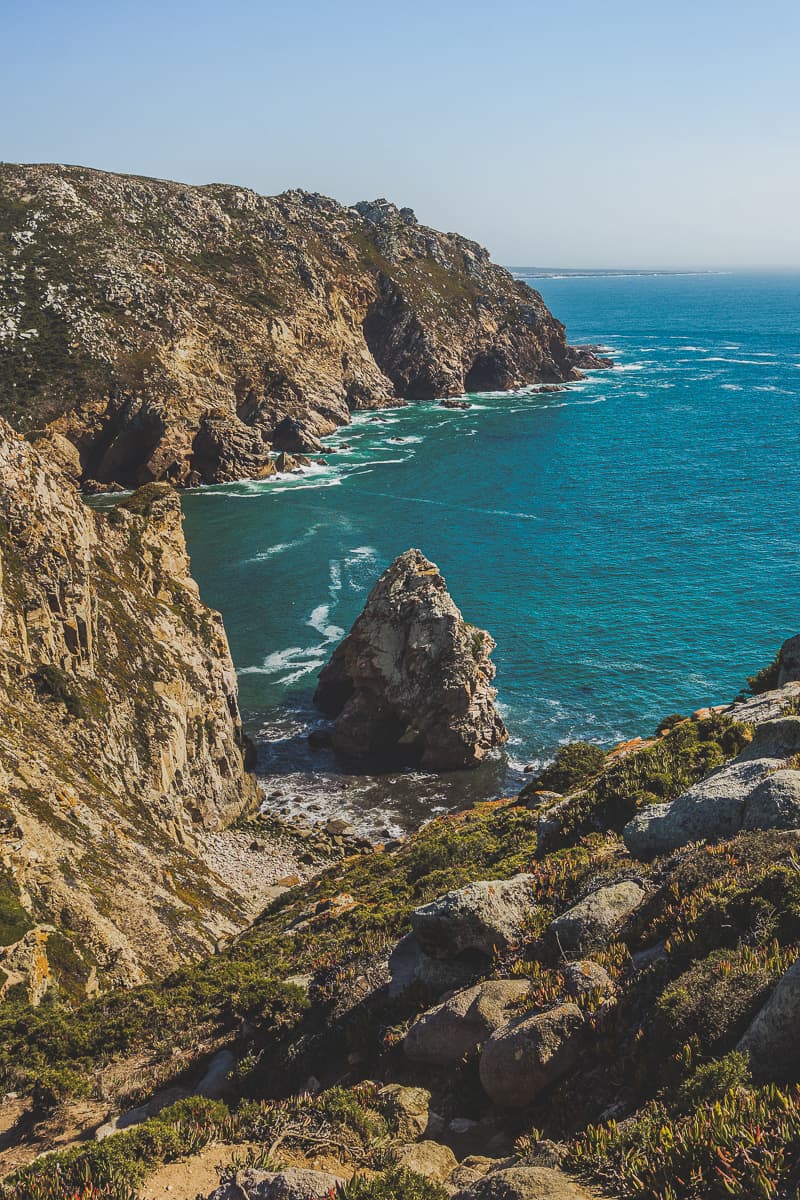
[0,164,611,490]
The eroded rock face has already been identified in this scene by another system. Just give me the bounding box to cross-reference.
[0,420,258,998]
[314,549,507,770]
[411,876,536,959]
[478,1003,584,1107]
[404,979,531,1065]
[0,165,610,486]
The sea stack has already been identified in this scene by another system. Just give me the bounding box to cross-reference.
[314,549,507,770]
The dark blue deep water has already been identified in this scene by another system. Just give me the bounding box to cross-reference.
[181,271,800,834]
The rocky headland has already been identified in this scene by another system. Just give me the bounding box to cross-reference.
[0,164,610,488]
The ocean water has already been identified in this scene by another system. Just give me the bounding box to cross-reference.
[181,271,800,835]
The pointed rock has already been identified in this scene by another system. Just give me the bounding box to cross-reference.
[314,548,507,770]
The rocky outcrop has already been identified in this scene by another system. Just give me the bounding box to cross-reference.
[452,1167,592,1200]
[549,881,645,951]
[314,549,507,770]
[0,165,610,488]
[411,876,536,959]
[404,980,531,1065]
[478,1004,584,1108]
[624,719,800,858]
[208,1169,346,1200]
[0,419,258,998]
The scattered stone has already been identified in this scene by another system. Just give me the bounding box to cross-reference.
[479,1003,584,1107]
[549,881,645,950]
[314,549,507,770]
[404,979,531,1065]
[440,397,473,409]
[411,876,537,960]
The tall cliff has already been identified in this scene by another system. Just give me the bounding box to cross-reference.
[0,418,259,1002]
[0,165,608,487]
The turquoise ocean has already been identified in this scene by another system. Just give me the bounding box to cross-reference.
[181,271,800,835]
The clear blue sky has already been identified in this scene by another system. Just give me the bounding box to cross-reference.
[3,0,799,268]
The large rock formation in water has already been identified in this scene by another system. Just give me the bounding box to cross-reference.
[0,418,259,1000]
[0,165,610,487]
[314,549,507,770]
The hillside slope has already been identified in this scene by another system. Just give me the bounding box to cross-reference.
[0,165,609,486]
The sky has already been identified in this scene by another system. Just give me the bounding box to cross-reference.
[3,0,799,269]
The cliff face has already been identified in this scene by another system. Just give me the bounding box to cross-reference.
[0,418,259,1001]
[0,165,608,487]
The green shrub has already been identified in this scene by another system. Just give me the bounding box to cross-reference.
[525,742,606,795]
[567,1084,800,1199]
[674,1051,751,1112]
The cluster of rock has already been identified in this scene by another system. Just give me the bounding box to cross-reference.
[624,715,800,858]
[0,420,259,999]
[390,872,638,1111]
[0,164,610,488]
[208,1165,591,1199]
[315,549,507,770]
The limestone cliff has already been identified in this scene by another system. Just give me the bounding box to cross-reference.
[0,165,610,486]
[315,548,507,770]
[0,418,259,1001]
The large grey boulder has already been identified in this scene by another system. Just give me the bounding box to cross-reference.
[549,881,644,950]
[623,758,780,858]
[479,1003,583,1107]
[776,635,800,685]
[207,1168,346,1199]
[314,549,507,770]
[411,876,537,960]
[736,717,800,762]
[742,770,800,830]
[452,1166,592,1199]
[404,979,531,1065]
[738,957,800,1081]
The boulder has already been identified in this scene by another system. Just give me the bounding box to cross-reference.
[742,770,800,830]
[391,1140,458,1181]
[208,1169,345,1199]
[314,549,507,770]
[387,933,476,998]
[270,416,323,454]
[776,635,800,686]
[479,1004,584,1107]
[738,957,800,1081]
[737,717,800,762]
[563,960,615,999]
[411,876,537,960]
[623,758,781,858]
[549,881,644,950]
[378,1083,440,1141]
[451,1166,592,1199]
[194,1048,235,1099]
[404,980,531,1065]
